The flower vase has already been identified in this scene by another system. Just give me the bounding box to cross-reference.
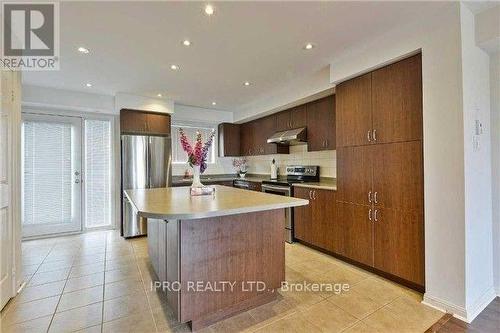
[191,165,204,188]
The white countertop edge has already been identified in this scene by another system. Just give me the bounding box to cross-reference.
[124,190,308,220]
[292,183,337,191]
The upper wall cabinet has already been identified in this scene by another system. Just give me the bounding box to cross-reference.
[223,94,334,157]
[371,54,422,144]
[306,95,336,151]
[336,73,372,148]
[218,123,241,157]
[336,54,422,147]
[275,105,307,131]
[120,109,171,135]
[240,115,288,156]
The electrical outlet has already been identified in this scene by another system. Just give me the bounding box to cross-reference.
[475,119,483,136]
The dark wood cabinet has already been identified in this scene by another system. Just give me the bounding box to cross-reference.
[218,123,241,157]
[239,116,288,156]
[334,54,424,289]
[120,109,171,135]
[293,187,336,251]
[336,73,372,148]
[373,207,424,286]
[336,54,422,148]
[372,141,423,211]
[276,105,307,131]
[306,95,336,151]
[336,202,374,266]
[240,122,255,156]
[336,142,424,287]
[336,146,373,205]
[222,95,333,157]
[372,54,422,144]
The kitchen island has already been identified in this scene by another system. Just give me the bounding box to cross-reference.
[124,185,308,331]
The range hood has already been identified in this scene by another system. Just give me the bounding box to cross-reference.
[267,127,307,145]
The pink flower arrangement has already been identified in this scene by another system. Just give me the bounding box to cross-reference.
[179,128,215,173]
[232,158,248,174]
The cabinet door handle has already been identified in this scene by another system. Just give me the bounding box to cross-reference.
[368,191,372,203]
[367,130,372,142]
[373,129,377,141]
[374,191,378,204]
[312,190,317,200]
[325,139,328,147]
[369,208,372,221]
[308,190,312,200]
[374,209,378,222]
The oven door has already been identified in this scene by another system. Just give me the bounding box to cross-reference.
[261,184,293,243]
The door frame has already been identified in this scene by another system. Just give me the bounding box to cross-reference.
[1,70,22,309]
[21,113,84,238]
[22,108,119,233]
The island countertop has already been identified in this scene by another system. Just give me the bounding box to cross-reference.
[124,185,308,220]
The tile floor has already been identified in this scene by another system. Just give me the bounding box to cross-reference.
[1,230,444,333]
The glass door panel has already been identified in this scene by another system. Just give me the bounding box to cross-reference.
[22,114,82,237]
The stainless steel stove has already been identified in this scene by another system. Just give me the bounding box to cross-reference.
[261,166,319,243]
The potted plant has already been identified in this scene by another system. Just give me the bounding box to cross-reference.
[179,128,215,188]
[232,158,248,178]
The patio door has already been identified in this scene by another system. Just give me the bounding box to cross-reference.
[21,113,83,237]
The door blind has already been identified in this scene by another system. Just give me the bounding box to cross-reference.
[22,121,73,225]
[84,120,111,228]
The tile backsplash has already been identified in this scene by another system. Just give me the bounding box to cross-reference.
[172,145,336,178]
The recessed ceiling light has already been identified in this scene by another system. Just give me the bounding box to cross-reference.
[78,46,89,54]
[85,83,92,87]
[204,4,215,16]
[182,40,191,46]
[170,64,179,70]
[304,43,315,50]
[212,102,217,106]
[243,81,251,86]
[157,93,162,97]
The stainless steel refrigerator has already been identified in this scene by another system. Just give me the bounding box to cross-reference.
[121,134,172,238]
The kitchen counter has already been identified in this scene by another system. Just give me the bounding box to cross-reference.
[293,178,337,191]
[124,185,308,220]
[125,185,308,330]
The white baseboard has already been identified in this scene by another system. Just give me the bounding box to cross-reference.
[464,286,496,323]
[423,287,497,323]
[422,294,467,319]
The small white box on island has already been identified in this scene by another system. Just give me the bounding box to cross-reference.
[190,186,216,196]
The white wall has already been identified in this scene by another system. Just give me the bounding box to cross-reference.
[173,104,233,124]
[22,85,115,114]
[474,5,500,53]
[234,66,333,122]
[460,3,495,318]
[491,52,500,296]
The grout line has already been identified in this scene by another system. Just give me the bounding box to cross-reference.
[133,239,160,332]
[100,233,108,333]
[45,245,78,333]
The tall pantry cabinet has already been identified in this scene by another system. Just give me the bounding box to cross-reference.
[335,54,425,289]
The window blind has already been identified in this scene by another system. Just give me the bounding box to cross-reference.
[171,125,215,164]
[22,121,72,225]
[84,120,112,228]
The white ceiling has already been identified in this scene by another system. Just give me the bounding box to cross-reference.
[23,1,450,112]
